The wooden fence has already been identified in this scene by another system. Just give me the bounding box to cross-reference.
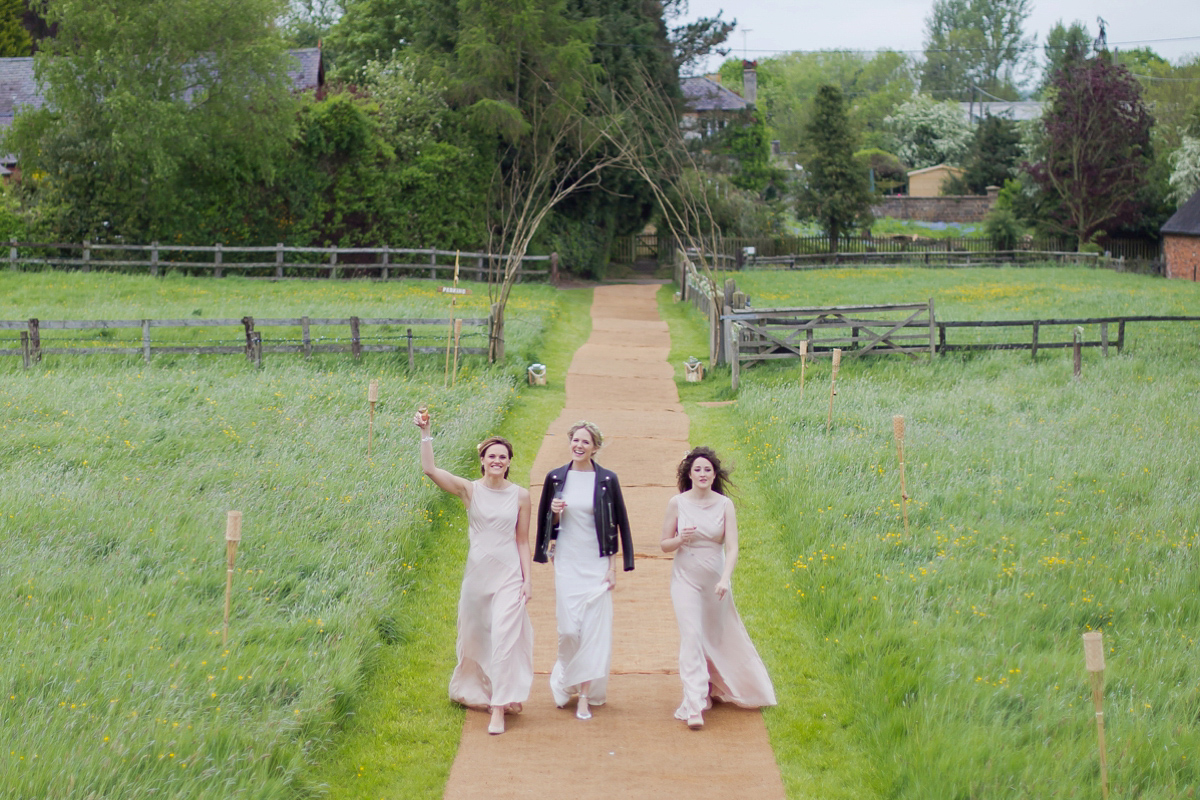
[0,313,492,368]
[4,240,553,281]
[674,255,1200,388]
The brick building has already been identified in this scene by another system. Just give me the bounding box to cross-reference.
[1162,189,1200,281]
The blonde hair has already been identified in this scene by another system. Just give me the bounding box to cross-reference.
[568,420,603,449]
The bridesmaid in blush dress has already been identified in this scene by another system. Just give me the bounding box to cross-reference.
[661,446,775,730]
[415,411,534,735]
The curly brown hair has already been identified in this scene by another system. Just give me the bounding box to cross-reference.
[676,446,733,494]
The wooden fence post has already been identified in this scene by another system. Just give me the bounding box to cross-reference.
[27,318,40,364]
[429,250,437,279]
[1031,321,1040,361]
[241,316,254,361]
[142,320,152,363]
[253,332,263,368]
[20,331,30,369]
[9,238,16,270]
[82,240,91,273]
[350,316,361,359]
[301,316,311,359]
[730,324,741,391]
[381,245,390,280]
[407,327,414,371]
[928,298,937,358]
[275,243,284,279]
[550,252,559,285]
[1073,326,1083,380]
[150,242,159,277]
[476,256,485,283]
[329,246,338,280]
[214,243,223,278]
[1100,322,1109,356]
[1117,321,1125,354]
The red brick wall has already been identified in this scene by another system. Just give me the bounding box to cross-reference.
[1164,235,1200,281]
[871,195,996,223]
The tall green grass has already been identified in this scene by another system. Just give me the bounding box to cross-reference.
[662,270,1200,799]
[1,273,566,797]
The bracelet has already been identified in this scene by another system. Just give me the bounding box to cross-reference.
[420,436,433,442]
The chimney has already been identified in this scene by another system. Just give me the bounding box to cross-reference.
[742,60,757,106]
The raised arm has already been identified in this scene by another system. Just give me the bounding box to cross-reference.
[715,497,739,599]
[414,411,472,505]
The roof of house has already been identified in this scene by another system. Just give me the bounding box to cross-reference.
[1162,188,1200,237]
[680,76,747,113]
[907,163,964,177]
[959,100,1044,123]
[0,47,323,130]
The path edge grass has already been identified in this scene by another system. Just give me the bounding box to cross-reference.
[657,285,884,800]
[305,288,594,799]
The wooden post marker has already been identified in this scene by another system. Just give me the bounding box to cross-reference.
[893,415,910,535]
[444,251,461,387]
[367,379,380,458]
[451,319,463,387]
[1083,630,1110,800]
[222,511,243,647]
[799,340,808,400]
[826,348,842,433]
[1073,326,1083,380]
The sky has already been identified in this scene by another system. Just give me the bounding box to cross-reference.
[677,0,1200,77]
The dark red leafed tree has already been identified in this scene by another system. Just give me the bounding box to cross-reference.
[1026,58,1154,248]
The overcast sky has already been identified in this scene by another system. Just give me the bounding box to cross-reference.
[677,0,1200,77]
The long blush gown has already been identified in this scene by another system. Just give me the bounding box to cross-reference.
[670,493,776,720]
[549,469,613,707]
[447,480,534,710]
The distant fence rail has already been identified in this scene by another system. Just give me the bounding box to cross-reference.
[673,254,1200,389]
[4,240,553,281]
[0,313,493,368]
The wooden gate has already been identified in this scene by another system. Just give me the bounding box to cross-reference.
[723,301,936,388]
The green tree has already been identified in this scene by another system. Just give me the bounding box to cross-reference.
[920,0,1034,101]
[7,0,297,244]
[0,0,30,56]
[1037,19,1089,98]
[884,95,973,169]
[1027,58,1154,247]
[797,85,872,252]
[950,113,1022,193]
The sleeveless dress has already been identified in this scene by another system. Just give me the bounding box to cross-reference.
[671,493,776,720]
[447,480,534,710]
[549,469,613,707]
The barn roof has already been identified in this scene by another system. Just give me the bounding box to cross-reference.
[680,76,747,113]
[1162,189,1200,237]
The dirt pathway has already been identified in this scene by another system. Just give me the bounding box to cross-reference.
[443,284,785,799]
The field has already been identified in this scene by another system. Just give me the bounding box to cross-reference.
[663,267,1200,798]
[1,271,571,798]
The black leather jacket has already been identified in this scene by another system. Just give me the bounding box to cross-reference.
[534,461,634,571]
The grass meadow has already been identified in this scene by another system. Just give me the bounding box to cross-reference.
[661,267,1200,799]
[1,271,571,798]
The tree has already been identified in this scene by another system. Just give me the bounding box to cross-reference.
[1037,19,1089,98]
[796,85,873,252]
[920,0,1035,101]
[952,113,1022,193]
[0,0,30,56]
[1169,135,1200,205]
[6,0,297,244]
[884,95,973,169]
[1026,58,1154,247]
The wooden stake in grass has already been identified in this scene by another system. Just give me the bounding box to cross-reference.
[451,319,463,387]
[799,340,808,399]
[1083,630,1110,800]
[893,414,909,535]
[826,348,842,433]
[444,251,462,388]
[222,511,242,647]
[367,379,379,458]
